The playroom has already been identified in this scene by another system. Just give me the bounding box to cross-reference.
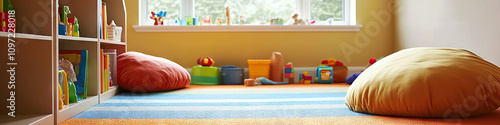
[1,0,499,124]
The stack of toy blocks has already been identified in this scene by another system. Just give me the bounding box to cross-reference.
[299,71,313,84]
[191,57,219,85]
[284,62,294,83]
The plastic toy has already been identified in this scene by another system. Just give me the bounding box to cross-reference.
[270,18,284,25]
[270,52,284,82]
[346,57,384,85]
[285,62,295,83]
[216,17,223,25]
[185,17,193,25]
[197,57,215,66]
[58,84,64,110]
[1,0,14,32]
[244,78,256,86]
[221,65,244,85]
[291,12,308,25]
[193,17,199,26]
[203,15,212,25]
[299,71,313,84]
[225,4,230,25]
[320,58,347,83]
[255,77,288,85]
[58,24,67,35]
[59,6,71,36]
[58,70,69,105]
[150,11,166,25]
[239,16,245,25]
[191,57,219,85]
[315,67,333,84]
[72,17,80,37]
[327,18,335,25]
[248,60,271,79]
[310,20,316,25]
[67,18,74,36]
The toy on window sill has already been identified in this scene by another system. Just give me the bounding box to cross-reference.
[270,18,283,25]
[239,16,245,25]
[203,15,212,25]
[346,57,384,85]
[216,17,223,25]
[327,18,335,25]
[291,12,308,25]
[150,11,166,25]
[225,4,231,25]
[197,57,215,66]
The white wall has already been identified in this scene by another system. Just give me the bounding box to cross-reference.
[396,0,500,65]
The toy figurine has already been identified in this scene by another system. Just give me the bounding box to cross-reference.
[203,15,212,25]
[197,57,215,66]
[225,4,230,25]
[150,11,166,25]
[291,12,307,25]
[239,16,245,25]
[216,17,223,25]
[300,71,313,84]
[72,17,80,37]
[67,18,74,36]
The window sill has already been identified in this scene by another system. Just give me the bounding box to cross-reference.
[133,25,363,32]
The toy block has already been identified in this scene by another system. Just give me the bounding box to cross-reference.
[288,78,294,84]
[285,73,294,78]
[285,62,293,68]
[304,80,311,84]
[299,79,304,84]
[303,76,313,80]
[284,68,294,73]
[244,79,255,86]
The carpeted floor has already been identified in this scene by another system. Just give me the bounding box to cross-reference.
[61,84,500,125]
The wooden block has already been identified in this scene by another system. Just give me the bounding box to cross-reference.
[288,78,294,84]
[244,79,255,86]
[284,68,294,73]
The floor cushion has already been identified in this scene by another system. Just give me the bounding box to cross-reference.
[346,47,500,118]
[117,52,190,92]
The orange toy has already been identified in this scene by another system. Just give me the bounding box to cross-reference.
[197,57,215,66]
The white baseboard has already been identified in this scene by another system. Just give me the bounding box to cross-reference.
[186,67,364,83]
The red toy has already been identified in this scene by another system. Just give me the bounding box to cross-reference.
[197,57,215,66]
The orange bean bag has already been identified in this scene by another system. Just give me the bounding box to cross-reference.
[117,52,190,92]
[346,48,500,118]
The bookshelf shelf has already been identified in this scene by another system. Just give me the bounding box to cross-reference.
[100,39,126,45]
[57,96,99,124]
[0,0,127,124]
[0,114,53,125]
[0,32,53,40]
[59,35,99,42]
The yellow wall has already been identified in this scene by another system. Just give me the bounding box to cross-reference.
[125,0,396,68]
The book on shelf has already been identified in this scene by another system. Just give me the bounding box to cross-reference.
[100,49,104,93]
[103,49,116,87]
[59,50,88,100]
[101,2,108,40]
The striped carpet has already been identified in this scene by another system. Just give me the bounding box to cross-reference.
[61,84,500,125]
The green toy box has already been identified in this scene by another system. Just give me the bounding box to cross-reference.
[190,65,219,85]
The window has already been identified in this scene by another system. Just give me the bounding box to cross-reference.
[139,0,355,26]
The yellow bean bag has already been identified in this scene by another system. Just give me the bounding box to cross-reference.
[346,48,500,118]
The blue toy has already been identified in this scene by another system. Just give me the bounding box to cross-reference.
[255,77,288,85]
[346,72,361,85]
[315,67,333,84]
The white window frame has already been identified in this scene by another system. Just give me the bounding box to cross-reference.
[139,0,356,26]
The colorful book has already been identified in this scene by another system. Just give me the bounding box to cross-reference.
[59,50,88,100]
[103,49,116,87]
[102,2,107,40]
[100,49,104,93]
[104,54,110,92]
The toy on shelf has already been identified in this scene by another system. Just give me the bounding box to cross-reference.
[270,18,284,25]
[315,67,333,84]
[203,15,212,25]
[185,17,193,26]
[150,11,166,25]
[291,12,308,25]
[197,57,215,66]
[239,16,245,25]
[270,52,284,82]
[299,71,313,84]
[193,17,199,26]
[225,4,230,25]
[216,17,223,25]
[191,57,219,85]
[107,20,123,42]
[1,0,15,32]
[346,57,384,85]
[320,58,348,83]
[67,18,75,36]
[221,65,244,85]
[285,62,295,84]
[72,17,80,37]
[327,18,335,25]
[58,6,71,36]
[59,58,79,103]
[248,60,271,79]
